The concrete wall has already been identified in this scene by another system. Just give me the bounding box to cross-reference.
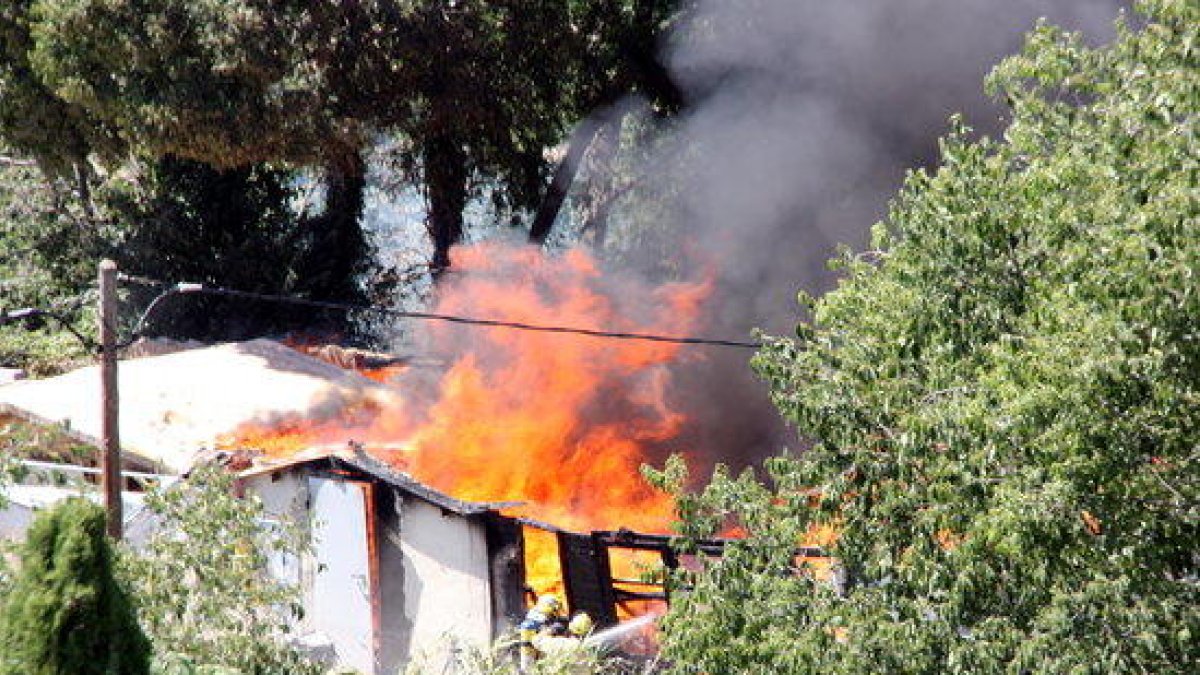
[0,503,33,541]
[243,468,497,674]
[395,494,493,669]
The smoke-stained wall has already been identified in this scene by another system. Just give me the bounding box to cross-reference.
[644,0,1128,465]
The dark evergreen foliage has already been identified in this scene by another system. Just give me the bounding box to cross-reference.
[0,498,150,675]
[116,157,369,343]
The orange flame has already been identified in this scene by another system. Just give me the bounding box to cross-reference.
[225,243,712,600]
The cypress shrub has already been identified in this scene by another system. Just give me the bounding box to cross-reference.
[0,497,150,674]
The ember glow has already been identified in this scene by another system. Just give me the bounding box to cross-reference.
[224,242,712,596]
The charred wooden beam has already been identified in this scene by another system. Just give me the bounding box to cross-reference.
[485,514,527,637]
[557,531,620,628]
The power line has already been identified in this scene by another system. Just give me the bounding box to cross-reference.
[0,307,98,352]
[120,275,763,350]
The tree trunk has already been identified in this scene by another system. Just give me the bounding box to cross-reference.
[425,134,468,274]
[320,148,369,300]
[581,113,626,252]
[528,0,685,247]
[527,112,608,246]
[624,0,686,114]
[72,158,96,225]
[284,147,369,339]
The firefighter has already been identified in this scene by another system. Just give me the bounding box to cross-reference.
[518,594,564,670]
[529,612,595,661]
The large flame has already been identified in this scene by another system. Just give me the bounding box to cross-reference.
[225,242,712,598]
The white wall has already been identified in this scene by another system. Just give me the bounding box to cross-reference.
[241,472,307,589]
[244,469,498,673]
[247,471,307,518]
[0,503,33,541]
[308,477,376,673]
[241,472,337,664]
[397,495,493,667]
[0,486,149,545]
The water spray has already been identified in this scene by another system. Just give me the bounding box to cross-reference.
[584,613,659,651]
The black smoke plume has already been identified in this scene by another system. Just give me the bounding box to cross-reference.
[645,0,1127,467]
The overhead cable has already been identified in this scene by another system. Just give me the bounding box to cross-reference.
[0,307,98,352]
[120,275,763,350]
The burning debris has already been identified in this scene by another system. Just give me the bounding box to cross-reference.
[223,242,718,598]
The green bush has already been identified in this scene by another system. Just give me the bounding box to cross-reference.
[123,463,322,675]
[0,498,150,674]
[652,1,1199,672]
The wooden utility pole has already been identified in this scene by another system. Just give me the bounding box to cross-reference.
[98,259,122,540]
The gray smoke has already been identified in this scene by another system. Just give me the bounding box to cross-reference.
[636,0,1128,467]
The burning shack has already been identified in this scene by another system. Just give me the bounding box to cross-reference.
[234,447,524,673]
[234,445,700,672]
[0,338,702,672]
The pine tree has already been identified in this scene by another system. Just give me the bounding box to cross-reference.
[0,498,150,675]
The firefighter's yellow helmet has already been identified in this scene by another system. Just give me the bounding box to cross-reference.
[536,594,563,617]
[568,612,594,637]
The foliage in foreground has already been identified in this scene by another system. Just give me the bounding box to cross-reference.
[402,633,660,675]
[651,1,1199,672]
[123,463,322,675]
[0,462,324,673]
[0,498,150,674]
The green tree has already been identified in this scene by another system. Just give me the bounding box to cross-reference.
[123,463,320,674]
[8,0,370,324]
[0,150,355,357]
[17,0,535,272]
[23,0,322,171]
[31,0,372,303]
[18,0,685,274]
[385,0,577,270]
[0,498,150,675]
[651,1,1199,672]
[2,2,375,353]
[114,157,365,342]
[0,154,101,374]
[0,1,119,189]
